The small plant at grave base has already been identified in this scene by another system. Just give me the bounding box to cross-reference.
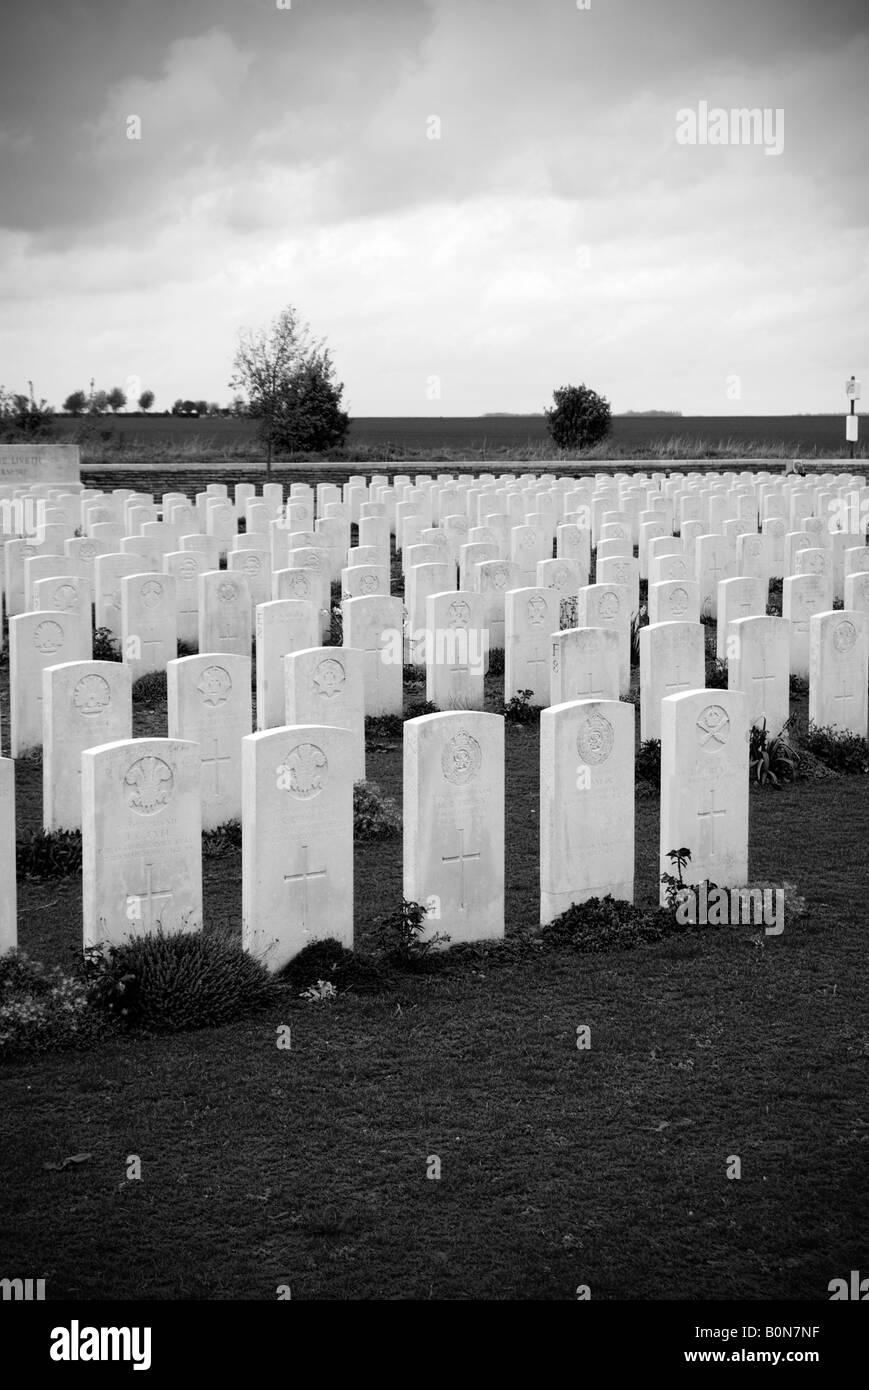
[202,820,243,858]
[16,828,82,881]
[365,712,403,738]
[300,979,339,1003]
[330,605,343,644]
[705,657,729,689]
[91,626,122,662]
[132,669,168,704]
[487,647,505,676]
[635,738,661,785]
[503,688,540,724]
[789,673,809,697]
[749,718,800,787]
[659,847,719,919]
[353,780,402,839]
[538,896,676,953]
[85,931,280,1033]
[0,951,112,1059]
[176,639,197,658]
[279,938,388,996]
[402,663,426,687]
[559,595,578,630]
[371,899,451,970]
[798,724,869,775]
[630,605,648,664]
[404,699,438,721]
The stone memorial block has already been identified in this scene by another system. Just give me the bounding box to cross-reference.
[809,610,868,737]
[783,573,829,678]
[122,572,177,680]
[694,534,732,618]
[424,590,487,711]
[3,538,42,618]
[0,443,80,486]
[843,570,869,618]
[10,611,88,756]
[180,533,221,570]
[82,737,202,949]
[255,599,319,730]
[206,498,237,556]
[405,560,454,663]
[23,553,73,609]
[536,558,583,616]
[95,552,157,639]
[286,545,332,639]
[505,587,557,706]
[577,583,630,695]
[198,571,252,659]
[33,573,90,630]
[659,689,749,900]
[596,554,640,617]
[341,563,390,600]
[649,550,691,585]
[0,758,16,952]
[120,535,163,572]
[65,536,109,582]
[43,660,132,831]
[284,646,365,781]
[648,577,701,626]
[403,711,504,945]
[242,725,354,971]
[510,523,547,585]
[474,559,521,651]
[540,698,634,922]
[551,626,620,705]
[736,532,768,582]
[727,616,790,735]
[640,621,705,742]
[716,575,768,659]
[162,550,205,646]
[228,546,270,616]
[762,517,787,579]
[342,594,404,718]
[168,654,252,829]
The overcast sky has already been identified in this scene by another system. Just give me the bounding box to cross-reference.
[1,0,867,417]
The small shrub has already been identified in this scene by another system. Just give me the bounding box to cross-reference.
[91,626,121,661]
[749,719,800,787]
[503,688,540,724]
[354,780,402,839]
[559,595,578,630]
[798,723,869,774]
[403,663,426,687]
[405,699,438,720]
[544,382,612,451]
[630,605,648,664]
[0,951,110,1059]
[539,896,676,953]
[300,979,338,1002]
[330,605,343,645]
[370,899,450,969]
[487,648,505,676]
[16,828,82,880]
[280,938,388,995]
[202,820,242,857]
[132,669,167,704]
[635,738,661,785]
[705,657,729,689]
[365,713,403,738]
[89,931,279,1033]
[789,673,809,696]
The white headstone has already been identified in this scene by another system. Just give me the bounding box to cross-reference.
[403,711,504,945]
[9,611,89,756]
[242,725,354,971]
[342,594,405,717]
[198,571,252,659]
[424,590,487,711]
[505,587,557,706]
[540,698,635,922]
[716,575,768,660]
[255,599,319,730]
[727,616,790,735]
[167,653,252,829]
[809,610,868,737]
[284,647,365,782]
[551,627,620,705]
[43,660,132,831]
[639,621,705,742]
[0,758,16,953]
[122,573,177,679]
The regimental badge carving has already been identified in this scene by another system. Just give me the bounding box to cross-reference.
[520,531,535,550]
[22,544,36,559]
[360,572,379,594]
[448,598,471,628]
[442,729,482,785]
[669,586,690,616]
[312,658,346,698]
[79,542,96,561]
[141,579,163,608]
[33,620,63,653]
[768,519,785,537]
[197,665,232,706]
[833,619,857,653]
[53,583,78,611]
[288,573,311,597]
[610,525,626,539]
[741,582,756,604]
[527,595,548,625]
[179,557,199,580]
[124,755,174,815]
[612,562,630,586]
[277,742,328,798]
[304,553,324,571]
[697,704,731,750]
[218,580,238,603]
[669,558,688,577]
[242,554,262,575]
[745,540,761,558]
[576,712,614,765]
[599,590,620,619]
[73,674,111,717]
[551,564,571,589]
[490,566,510,591]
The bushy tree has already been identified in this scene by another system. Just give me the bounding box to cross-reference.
[138,389,155,412]
[0,382,55,440]
[545,382,612,451]
[106,386,127,413]
[230,305,349,472]
[63,389,87,416]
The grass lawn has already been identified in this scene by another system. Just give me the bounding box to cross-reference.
[1,469,867,1301]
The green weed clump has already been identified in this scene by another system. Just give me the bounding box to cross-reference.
[0,952,111,1059]
[354,781,402,840]
[16,828,82,880]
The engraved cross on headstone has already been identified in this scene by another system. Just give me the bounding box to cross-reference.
[696,789,727,848]
[284,844,327,934]
[201,736,231,797]
[132,862,173,933]
[441,827,481,911]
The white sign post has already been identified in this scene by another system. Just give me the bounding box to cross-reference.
[846,376,861,460]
